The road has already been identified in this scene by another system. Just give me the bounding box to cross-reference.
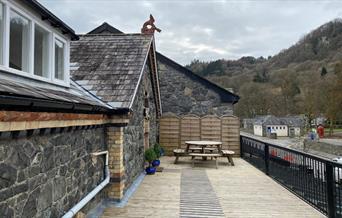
[240,131,341,160]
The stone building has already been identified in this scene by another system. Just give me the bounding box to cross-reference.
[71,32,162,196]
[84,22,240,117]
[157,53,239,116]
[0,1,161,217]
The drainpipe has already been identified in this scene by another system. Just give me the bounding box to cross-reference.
[62,151,110,218]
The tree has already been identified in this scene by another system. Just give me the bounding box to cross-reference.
[324,61,342,134]
[253,67,270,83]
[273,70,301,115]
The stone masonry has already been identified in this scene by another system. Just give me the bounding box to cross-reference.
[0,127,106,218]
[105,64,158,201]
[123,64,158,192]
[158,59,234,116]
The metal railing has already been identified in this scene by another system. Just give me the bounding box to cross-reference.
[240,135,342,218]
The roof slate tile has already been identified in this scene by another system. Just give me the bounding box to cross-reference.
[70,34,152,108]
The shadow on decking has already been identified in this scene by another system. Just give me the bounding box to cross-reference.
[100,156,325,218]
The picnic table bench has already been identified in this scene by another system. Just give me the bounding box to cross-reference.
[188,153,221,168]
[173,141,235,167]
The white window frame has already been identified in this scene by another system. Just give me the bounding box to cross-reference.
[0,0,70,87]
[52,34,70,86]
[33,22,53,80]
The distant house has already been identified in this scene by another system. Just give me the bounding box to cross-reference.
[243,118,256,130]
[253,115,288,137]
[281,116,305,137]
[252,115,304,137]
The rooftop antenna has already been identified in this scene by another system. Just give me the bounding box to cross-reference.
[141,14,161,34]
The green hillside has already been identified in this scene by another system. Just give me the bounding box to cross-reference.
[186,19,342,124]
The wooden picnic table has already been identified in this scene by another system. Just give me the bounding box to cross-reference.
[173,140,235,167]
[185,140,222,153]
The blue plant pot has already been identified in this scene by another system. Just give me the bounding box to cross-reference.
[145,166,156,175]
[152,159,160,167]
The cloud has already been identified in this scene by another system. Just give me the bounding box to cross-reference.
[39,0,342,65]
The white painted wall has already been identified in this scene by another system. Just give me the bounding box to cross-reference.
[266,125,288,137]
[253,124,263,136]
[294,127,301,136]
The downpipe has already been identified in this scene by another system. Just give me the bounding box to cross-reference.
[62,151,110,218]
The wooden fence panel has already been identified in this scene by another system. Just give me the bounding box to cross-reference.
[180,115,201,149]
[221,116,240,155]
[201,115,221,142]
[159,113,240,156]
[159,114,180,155]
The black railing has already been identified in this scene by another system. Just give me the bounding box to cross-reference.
[241,135,342,218]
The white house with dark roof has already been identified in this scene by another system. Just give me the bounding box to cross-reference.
[252,115,304,137]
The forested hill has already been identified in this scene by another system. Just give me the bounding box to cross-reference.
[186,19,342,122]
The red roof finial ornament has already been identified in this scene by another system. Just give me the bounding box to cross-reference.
[141,14,161,34]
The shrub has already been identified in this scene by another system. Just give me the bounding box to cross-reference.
[153,143,162,159]
[144,148,157,164]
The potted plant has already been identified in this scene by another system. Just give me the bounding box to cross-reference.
[152,143,162,167]
[144,148,157,175]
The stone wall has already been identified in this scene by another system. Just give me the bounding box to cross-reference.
[0,127,106,218]
[303,139,342,156]
[158,59,233,116]
[123,63,158,191]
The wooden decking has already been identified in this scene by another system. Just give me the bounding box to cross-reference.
[102,157,325,218]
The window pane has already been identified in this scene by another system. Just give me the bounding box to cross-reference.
[0,4,3,65]
[9,10,30,72]
[54,39,64,80]
[34,25,50,78]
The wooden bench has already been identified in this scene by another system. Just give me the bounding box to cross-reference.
[188,153,221,169]
[173,149,188,164]
[221,150,235,166]
[173,147,207,163]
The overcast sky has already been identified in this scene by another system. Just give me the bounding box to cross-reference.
[39,0,342,65]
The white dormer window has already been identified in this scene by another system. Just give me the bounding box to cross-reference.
[0,0,70,87]
[9,9,30,73]
[34,24,50,78]
[54,38,65,80]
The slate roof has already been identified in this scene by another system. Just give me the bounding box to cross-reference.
[253,115,304,127]
[86,22,239,104]
[254,115,285,125]
[281,116,305,127]
[88,22,123,34]
[70,34,153,108]
[0,73,111,112]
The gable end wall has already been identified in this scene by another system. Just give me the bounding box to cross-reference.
[123,63,157,191]
[158,60,233,116]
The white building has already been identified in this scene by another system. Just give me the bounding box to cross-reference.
[252,115,304,137]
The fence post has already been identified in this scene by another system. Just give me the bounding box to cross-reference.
[264,143,269,175]
[326,162,335,218]
[240,136,243,158]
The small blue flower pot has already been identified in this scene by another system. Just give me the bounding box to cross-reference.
[160,148,165,156]
[152,159,160,167]
[145,166,156,175]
